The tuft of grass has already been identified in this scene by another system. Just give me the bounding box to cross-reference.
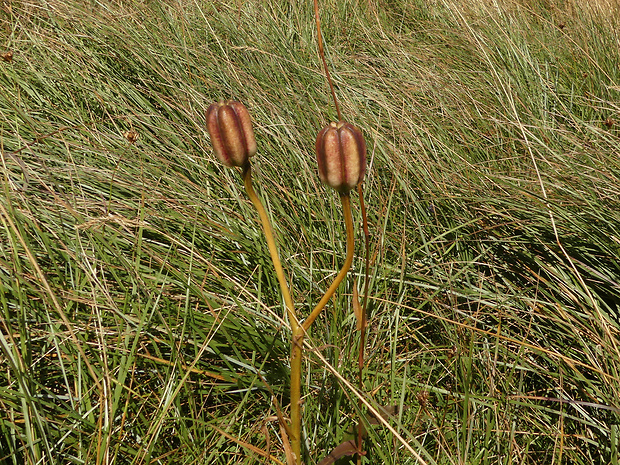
[1,0,619,463]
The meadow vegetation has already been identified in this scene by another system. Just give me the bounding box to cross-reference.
[1,0,619,463]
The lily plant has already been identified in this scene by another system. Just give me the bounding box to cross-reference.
[206,99,366,464]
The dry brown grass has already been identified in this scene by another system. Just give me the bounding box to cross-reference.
[434,0,620,23]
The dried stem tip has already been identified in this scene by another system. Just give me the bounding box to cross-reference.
[206,100,257,167]
[316,121,366,193]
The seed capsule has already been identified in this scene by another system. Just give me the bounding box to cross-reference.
[206,100,257,167]
[315,121,366,193]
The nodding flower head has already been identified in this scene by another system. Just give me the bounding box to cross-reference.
[206,100,257,168]
[315,121,366,194]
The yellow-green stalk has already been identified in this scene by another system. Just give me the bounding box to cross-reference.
[303,195,355,331]
[242,165,298,332]
[289,194,355,463]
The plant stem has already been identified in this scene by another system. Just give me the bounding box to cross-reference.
[243,164,304,463]
[242,164,298,331]
[313,0,341,121]
[289,194,355,463]
[289,325,304,464]
[356,183,370,465]
[243,166,355,463]
[302,194,354,332]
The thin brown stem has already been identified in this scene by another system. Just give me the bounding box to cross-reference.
[356,183,370,319]
[313,0,341,121]
[355,184,370,464]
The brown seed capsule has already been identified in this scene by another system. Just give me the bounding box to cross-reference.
[206,100,257,167]
[315,121,366,193]
[124,130,139,144]
[604,117,615,129]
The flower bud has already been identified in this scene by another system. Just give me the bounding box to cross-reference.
[206,100,257,167]
[315,121,366,193]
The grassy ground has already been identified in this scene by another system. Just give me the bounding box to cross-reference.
[1,0,620,463]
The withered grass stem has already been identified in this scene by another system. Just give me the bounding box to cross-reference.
[313,0,341,121]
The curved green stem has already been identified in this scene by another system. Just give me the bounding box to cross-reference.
[289,193,355,463]
[242,164,298,332]
[243,166,355,464]
[302,194,354,331]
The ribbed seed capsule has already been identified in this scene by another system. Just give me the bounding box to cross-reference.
[206,100,257,167]
[315,121,366,193]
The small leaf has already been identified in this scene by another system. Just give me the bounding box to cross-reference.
[367,405,405,425]
[317,440,364,465]
[279,422,295,465]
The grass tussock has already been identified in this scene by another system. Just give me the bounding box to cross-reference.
[1,0,619,463]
